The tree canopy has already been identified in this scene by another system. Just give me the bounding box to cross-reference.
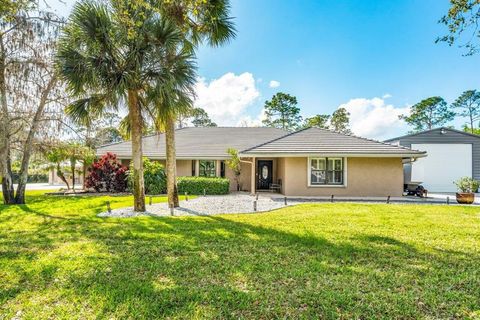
[400,96,455,132]
[330,108,351,134]
[452,90,480,134]
[262,92,302,131]
[191,108,217,127]
[304,114,330,129]
[438,0,480,55]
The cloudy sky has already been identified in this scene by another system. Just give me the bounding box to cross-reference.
[49,0,480,140]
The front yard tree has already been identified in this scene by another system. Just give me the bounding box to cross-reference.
[304,114,330,129]
[330,108,352,134]
[149,60,196,209]
[148,0,236,208]
[0,1,64,204]
[400,96,455,132]
[438,1,480,55]
[225,148,241,191]
[56,1,194,211]
[452,90,480,134]
[262,92,302,131]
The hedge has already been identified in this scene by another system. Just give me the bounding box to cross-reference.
[12,173,48,183]
[177,176,230,195]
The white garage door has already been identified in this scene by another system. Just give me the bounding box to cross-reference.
[411,144,472,192]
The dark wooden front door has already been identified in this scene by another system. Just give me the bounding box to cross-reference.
[257,160,273,190]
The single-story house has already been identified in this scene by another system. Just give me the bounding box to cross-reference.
[97,127,425,197]
[385,127,480,192]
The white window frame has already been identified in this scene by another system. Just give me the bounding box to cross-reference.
[307,157,347,187]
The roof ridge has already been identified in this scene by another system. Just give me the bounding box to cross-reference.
[179,125,287,130]
[241,127,310,153]
[385,127,480,141]
[311,127,424,152]
[242,126,426,154]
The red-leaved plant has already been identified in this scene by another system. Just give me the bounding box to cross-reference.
[86,153,128,192]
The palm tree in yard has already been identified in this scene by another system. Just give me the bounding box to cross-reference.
[154,0,236,208]
[56,0,196,211]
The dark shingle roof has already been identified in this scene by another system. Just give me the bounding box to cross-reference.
[384,127,480,142]
[241,127,426,157]
[96,127,288,159]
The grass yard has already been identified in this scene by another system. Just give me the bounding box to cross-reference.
[1,191,480,319]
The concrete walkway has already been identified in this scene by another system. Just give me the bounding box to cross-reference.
[428,193,480,204]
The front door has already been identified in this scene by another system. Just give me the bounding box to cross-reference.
[257,160,273,190]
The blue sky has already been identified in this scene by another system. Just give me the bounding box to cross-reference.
[50,0,480,139]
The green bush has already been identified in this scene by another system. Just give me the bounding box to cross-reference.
[177,176,230,195]
[11,173,48,183]
[454,176,479,193]
[129,158,166,195]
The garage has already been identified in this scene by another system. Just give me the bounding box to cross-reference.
[385,127,480,193]
[410,143,472,192]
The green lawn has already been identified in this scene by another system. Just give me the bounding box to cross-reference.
[1,191,479,319]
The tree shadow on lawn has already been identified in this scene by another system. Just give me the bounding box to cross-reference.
[2,205,480,318]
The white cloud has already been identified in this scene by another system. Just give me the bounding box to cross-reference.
[194,72,260,126]
[382,93,392,99]
[338,97,410,140]
[269,80,280,88]
[236,109,267,127]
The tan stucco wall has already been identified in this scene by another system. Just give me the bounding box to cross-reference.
[282,157,404,197]
[226,161,252,192]
[176,160,192,176]
[120,159,191,176]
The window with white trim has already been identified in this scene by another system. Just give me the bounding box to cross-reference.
[309,157,343,185]
[199,160,216,177]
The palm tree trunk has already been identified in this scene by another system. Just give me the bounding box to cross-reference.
[128,89,145,212]
[165,116,179,208]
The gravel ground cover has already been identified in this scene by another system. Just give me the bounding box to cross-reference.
[98,192,479,218]
[98,192,296,217]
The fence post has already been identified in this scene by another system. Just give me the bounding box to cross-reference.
[106,201,111,213]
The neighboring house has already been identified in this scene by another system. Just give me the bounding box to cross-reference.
[97,127,425,197]
[48,166,84,187]
[385,127,480,192]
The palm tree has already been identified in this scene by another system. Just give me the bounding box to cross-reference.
[148,61,196,208]
[153,0,236,208]
[56,0,196,211]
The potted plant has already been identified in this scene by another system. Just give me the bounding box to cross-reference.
[454,177,479,204]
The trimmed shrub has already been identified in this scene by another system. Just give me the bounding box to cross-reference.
[86,153,128,192]
[12,173,48,183]
[128,158,166,195]
[177,176,229,195]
